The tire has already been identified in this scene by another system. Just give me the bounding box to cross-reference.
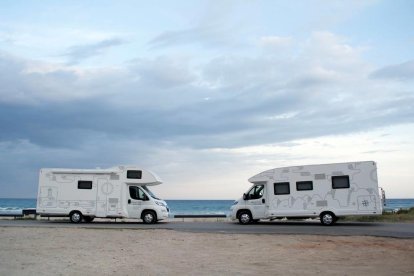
[320,212,336,226]
[83,216,94,223]
[70,211,83,223]
[142,210,157,224]
[238,211,252,225]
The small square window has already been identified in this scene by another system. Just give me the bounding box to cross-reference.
[296,181,313,191]
[332,175,350,189]
[274,182,290,195]
[127,170,142,179]
[78,180,92,189]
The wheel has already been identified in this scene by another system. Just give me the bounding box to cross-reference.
[320,212,336,226]
[70,211,83,223]
[142,211,157,224]
[83,216,94,223]
[238,211,252,225]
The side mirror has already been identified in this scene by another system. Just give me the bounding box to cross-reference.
[243,193,248,200]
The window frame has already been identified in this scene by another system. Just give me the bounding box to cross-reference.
[332,175,350,189]
[274,182,290,195]
[78,180,92,190]
[296,181,313,191]
[127,170,142,179]
[129,186,148,201]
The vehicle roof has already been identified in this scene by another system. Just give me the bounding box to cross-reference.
[248,161,375,183]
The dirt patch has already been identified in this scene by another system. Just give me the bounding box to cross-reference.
[0,227,413,275]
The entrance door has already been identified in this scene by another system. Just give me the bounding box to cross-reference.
[96,179,108,217]
[126,186,147,219]
[245,184,266,219]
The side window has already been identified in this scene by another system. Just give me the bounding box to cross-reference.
[274,182,290,195]
[138,188,147,200]
[247,185,264,199]
[127,170,142,179]
[296,181,313,191]
[129,186,147,200]
[129,186,138,199]
[332,175,350,189]
[78,180,92,189]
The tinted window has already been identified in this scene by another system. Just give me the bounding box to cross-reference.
[129,186,147,200]
[78,181,92,189]
[274,182,290,195]
[296,181,313,191]
[332,175,350,189]
[127,170,142,179]
[247,185,264,199]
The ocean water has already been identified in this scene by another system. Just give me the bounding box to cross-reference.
[0,198,413,215]
[167,200,234,215]
[0,198,234,215]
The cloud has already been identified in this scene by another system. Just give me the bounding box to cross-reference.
[370,60,414,81]
[1,31,414,197]
[0,52,133,104]
[259,36,292,49]
[148,1,248,49]
[64,38,126,64]
[1,31,413,150]
[148,24,242,50]
[130,56,195,89]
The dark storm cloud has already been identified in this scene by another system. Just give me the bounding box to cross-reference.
[1,50,414,150]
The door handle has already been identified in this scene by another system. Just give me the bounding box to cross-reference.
[128,199,131,204]
[262,198,265,204]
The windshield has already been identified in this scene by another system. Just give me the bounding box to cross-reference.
[142,185,160,200]
[246,184,264,200]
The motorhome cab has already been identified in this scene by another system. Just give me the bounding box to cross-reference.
[231,161,385,225]
[37,166,169,224]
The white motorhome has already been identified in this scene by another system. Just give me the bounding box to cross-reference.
[36,166,169,224]
[231,161,385,225]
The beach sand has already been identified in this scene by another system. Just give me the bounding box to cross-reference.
[0,227,413,275]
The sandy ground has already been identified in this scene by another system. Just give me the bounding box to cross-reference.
[0,227,413,276]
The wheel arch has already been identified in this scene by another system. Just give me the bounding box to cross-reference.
[319,210,336,217]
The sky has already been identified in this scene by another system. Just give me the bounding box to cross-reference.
[0,0,413,199]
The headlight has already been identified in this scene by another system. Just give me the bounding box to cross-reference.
[232,201,238,205]
[155,201,166,207]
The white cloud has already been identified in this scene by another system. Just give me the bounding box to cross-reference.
[259,36,292,49]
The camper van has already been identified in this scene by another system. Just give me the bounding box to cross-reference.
[36,166,169,224]
[231,161,385,225]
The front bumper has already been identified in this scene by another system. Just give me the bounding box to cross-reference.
[156,206,169,220]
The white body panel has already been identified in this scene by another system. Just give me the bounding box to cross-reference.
[37,165,169,221]
[231,161,383,220]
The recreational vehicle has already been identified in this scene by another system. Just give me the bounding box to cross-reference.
[36,166,169,224]
[231,161,385,225]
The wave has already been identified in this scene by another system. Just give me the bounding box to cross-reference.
[0,207,24,211]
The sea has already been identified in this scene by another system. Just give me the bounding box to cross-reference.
[0,198,413,216]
